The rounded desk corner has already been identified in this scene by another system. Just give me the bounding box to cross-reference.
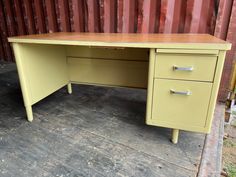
[204,127,211,134]
[145,119,153,125]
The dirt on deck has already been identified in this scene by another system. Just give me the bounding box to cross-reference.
[222,120,236,177]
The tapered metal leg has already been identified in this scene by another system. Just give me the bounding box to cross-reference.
[26,105,33,122]
[67,83,72,94]
[172,129,179,144]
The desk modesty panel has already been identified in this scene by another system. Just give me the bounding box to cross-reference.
[8,33,231,144]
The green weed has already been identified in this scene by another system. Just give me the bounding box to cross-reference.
[226,164,236,177]
[223,139,236,147]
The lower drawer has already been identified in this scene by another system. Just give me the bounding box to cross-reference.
[151,79,212,131]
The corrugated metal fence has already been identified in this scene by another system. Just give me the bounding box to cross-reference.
[0,0,236,101]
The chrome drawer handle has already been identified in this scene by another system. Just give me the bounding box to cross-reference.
[173,66,193,71]
[170,89,192,96]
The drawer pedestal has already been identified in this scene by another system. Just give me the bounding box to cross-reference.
[146,49,226,143]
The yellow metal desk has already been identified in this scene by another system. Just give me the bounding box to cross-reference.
[8,33,231,143]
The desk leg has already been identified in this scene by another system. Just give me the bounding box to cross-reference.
[26,106,33,122]
[13,43,34,121]
[172,129,179,144]
[67,83,72,94]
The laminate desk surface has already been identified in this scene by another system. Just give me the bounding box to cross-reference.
[8,32,231,50]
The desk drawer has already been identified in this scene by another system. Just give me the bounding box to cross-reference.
[151,79,212,130]
[154,53,217,82]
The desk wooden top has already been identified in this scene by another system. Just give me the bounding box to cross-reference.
[8,32,231,50]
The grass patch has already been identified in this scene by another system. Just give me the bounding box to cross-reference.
[223,138,236,147]
[225,163,236,177]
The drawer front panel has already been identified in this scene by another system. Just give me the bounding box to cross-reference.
[152,79,212,130]
[154,53,217,82]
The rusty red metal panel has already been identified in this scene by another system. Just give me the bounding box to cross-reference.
[178,0,187,33]
[117,0,123,33]
[158,0,167,33]
[71,0,85,32]
[68,0,73,31]
[23,0,36,34]
[207,0,217,35]
[141,0,158,33]
[183,0,194,33]
[87,0,101,32]
[164,0,182,33]
[0,37,5,60]
[54,0,59,30]
[45,0,58,33]
[12,0,26,35]
[218,0,236,101]
[83,0,88,32]
[104,0,116,33]
[2,0,16,61]
[154,0,161,33]
[2,0,17,36]
[0,0,12,61]
[58,0,71,32]
[189,0,211,33]
[136,0,143,33]
[99,0,104,33]
[122,0,136,33]
[34,0,46,34]
[214,0,233,40]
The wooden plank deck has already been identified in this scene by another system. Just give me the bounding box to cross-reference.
[0,65,206,177]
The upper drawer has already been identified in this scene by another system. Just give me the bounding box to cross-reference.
[154,50,217,82]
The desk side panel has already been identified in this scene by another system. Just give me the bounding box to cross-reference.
[205,50,227,132]
[146,49,156,124]
[13,43,68,105]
